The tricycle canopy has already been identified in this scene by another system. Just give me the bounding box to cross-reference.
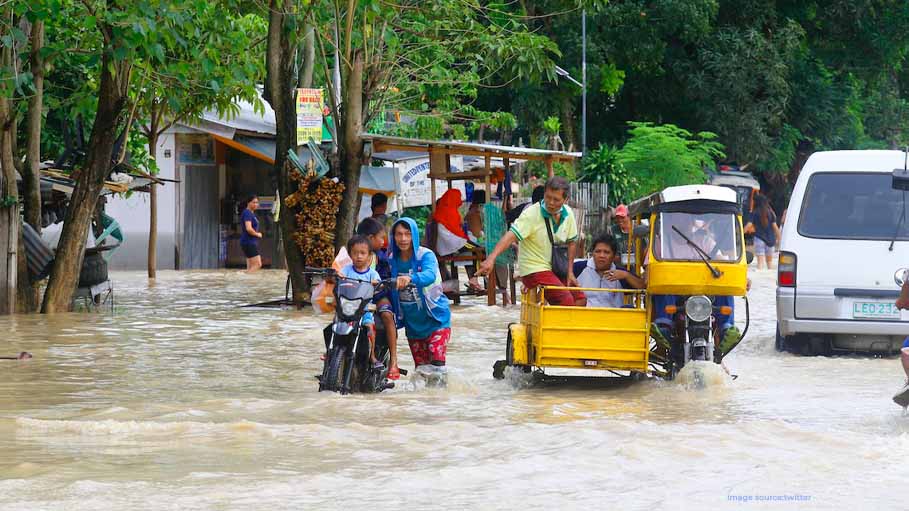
[627,184,740,218]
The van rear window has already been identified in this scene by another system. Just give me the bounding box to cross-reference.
[798,172,909,240]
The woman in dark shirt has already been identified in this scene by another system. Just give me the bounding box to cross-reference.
[746,194,781,270]
[240,195,263,272]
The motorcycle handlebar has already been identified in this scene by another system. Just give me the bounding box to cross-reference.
[301,270,416,290]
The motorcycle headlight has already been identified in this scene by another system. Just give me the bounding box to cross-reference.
[339,297,360,316]
[685,295,712,322]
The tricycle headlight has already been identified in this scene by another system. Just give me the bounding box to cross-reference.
[340,297,360,316]
[685,295,712,323]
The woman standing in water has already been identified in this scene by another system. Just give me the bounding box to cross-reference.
[240,195,263,272]
[747,194,781,270]
[389,218,452,376]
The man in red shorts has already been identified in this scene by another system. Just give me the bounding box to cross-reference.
[478,176,584,306]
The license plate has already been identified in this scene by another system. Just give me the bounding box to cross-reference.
[852,301,901,320]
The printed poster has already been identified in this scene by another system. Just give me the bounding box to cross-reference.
[296,88,323,145]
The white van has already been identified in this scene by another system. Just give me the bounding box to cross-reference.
[776,150,909,355]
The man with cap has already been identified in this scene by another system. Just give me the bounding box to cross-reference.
[610,204,632,266]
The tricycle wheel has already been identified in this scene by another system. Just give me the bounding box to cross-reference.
[492,360,507,380]
[505,328,515,366]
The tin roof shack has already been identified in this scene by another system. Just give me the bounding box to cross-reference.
[105,98,295,270]
[106,98,398,272]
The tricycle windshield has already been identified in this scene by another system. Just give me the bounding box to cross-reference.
[653,211,741,262]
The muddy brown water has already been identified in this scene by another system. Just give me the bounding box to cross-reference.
[0,270,906,510]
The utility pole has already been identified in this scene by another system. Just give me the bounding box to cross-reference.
[582,9,587,156]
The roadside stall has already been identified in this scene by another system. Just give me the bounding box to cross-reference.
[361,134,580,305]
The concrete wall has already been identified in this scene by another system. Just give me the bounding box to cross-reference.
[106,133,178,270]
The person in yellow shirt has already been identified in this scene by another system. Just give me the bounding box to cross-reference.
[478,176,584,305]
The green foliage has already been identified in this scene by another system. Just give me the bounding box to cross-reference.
[542,116,561,136]
[581,144,639,205]
[598,63,626,96]
[614,122,725,198]
[3,0,264,167]
[125,130,158,176]
[685,22,803,165]
[307,0,561,141]
[400,206,431,234]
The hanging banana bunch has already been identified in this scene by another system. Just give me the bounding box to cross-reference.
[283,160,345,268]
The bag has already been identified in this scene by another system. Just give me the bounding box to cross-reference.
[544,216,569,281]
[313,247,353,314]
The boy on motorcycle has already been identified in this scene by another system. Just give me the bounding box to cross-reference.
[389,218,452,374]
[356,217,401,379]
[338,235,384,369]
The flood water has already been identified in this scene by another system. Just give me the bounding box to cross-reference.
[0,269,907,510]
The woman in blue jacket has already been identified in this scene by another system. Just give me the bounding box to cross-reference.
[390,218,452,371]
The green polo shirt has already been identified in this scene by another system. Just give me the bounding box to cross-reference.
[510,202,578,277]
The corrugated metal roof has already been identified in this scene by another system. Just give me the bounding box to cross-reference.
[362,133,581,161]
[200,95,276,135]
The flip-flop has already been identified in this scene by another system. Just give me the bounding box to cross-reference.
[464,283,486,294]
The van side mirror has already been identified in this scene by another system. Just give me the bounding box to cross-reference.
[746,251,754,264]
[892,168,909,190]
[632,224,650,238]
[894,268,909,287]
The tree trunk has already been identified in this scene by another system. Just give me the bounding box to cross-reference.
[14,19,46,312]
[265,0,308,304]
[298,25,315,88]
[147,129,158,279]
[0,92,18,315]
[16,230,35,312]
[22,20,44,232]
[0,52,18,315]
[335,50,365,251]
[41,54,130,313]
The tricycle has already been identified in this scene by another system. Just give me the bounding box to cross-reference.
[493,184,750,381]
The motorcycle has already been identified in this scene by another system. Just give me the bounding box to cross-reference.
[625,184,751,380]
[656,295,746,375]
[306,268,407,394]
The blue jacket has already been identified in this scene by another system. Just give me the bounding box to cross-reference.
[390,218,451,338]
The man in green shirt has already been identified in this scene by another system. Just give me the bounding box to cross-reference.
[478,176,584,305]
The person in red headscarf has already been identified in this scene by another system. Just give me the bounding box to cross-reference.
[432,189,468,256]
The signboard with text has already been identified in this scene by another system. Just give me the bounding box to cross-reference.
[399,156,464,208]
[296,88,323,145]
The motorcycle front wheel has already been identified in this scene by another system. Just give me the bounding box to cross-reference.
[322,345,347,392]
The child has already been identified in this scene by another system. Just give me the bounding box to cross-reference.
[576,233,644,308]
[339,235,384,369]
[356,218,400,379]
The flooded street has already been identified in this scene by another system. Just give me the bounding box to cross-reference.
[1,269,907,510]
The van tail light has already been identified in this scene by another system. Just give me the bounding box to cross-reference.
[778,251,796,287]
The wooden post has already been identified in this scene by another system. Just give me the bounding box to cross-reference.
[484,154,494,305]
[429,149,438,213]
[0,204,18,315]
[445,153,452,194]
[503,157,510,199]
[546,156,554,178]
